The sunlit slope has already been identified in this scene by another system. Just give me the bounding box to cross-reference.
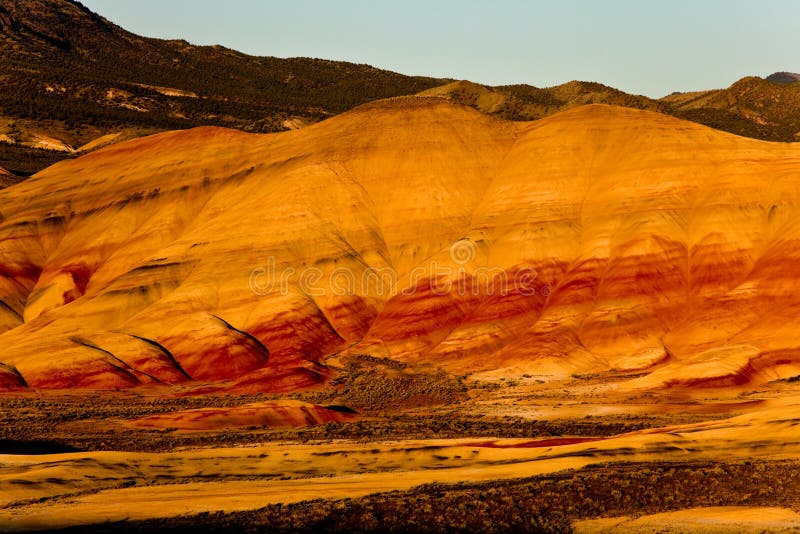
[1,98,799,391]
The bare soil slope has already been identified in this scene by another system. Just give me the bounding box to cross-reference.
[1,99,800,394]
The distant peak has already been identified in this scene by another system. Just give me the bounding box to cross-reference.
[347,95,473,114]
[766,72,800,84]
[551,80,610,91]
[417,79,495,96]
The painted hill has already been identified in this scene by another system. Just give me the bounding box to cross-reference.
[1,99,800,393]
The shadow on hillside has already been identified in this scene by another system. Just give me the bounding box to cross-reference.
[0,439,84,454]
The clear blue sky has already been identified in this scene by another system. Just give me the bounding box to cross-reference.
[81,0,799,98]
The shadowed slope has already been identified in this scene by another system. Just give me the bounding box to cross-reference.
[0,165,21,188]
[662,76,800,141]
[1,99,799,392]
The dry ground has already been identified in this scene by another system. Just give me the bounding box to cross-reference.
[4,369,800,532]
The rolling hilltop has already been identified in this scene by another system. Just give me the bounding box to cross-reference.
[421,77,800,142]
[417,79,669,121]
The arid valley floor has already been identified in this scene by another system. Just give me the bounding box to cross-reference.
[5,366,800,532]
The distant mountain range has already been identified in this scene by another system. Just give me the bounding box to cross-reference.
[419,77,800,144]
[0,0,798,180]
[417,79,669,121]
